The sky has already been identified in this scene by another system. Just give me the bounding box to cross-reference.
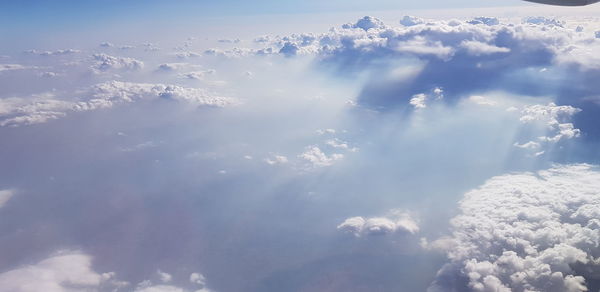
[1,1,600,292]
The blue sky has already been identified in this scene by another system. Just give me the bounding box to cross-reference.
[0,0,526,33]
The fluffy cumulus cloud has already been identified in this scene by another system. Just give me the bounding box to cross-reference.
[427,164,600,292]
[217,14,600,70]
[209,14,600,114]
[0,81,234,127]
[132,271,213,292]
[338,210,419,237]
[519,103,581,143]
[0,251,126,292]
[91,53,144,72]
[409,88,444,109]
[0,250,214,292]
[298,146,343,168]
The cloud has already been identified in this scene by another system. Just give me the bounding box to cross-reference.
[467,17,500,26]
[399,15,424,27]
[229,15,600,113]
[189,273,206,286]
[0,64,37,72]
[1,12,599,292]
[347,16,386,31]
[409,88,444,109]
[409,93,428,109]
[0,189,15,208]
[427,164,600,292]
[264,154,288,165]
[394,37,455,60]
[157,63,190,72]
[513,141,541,149]
[179,70,216,80]
[133,272,213,292]
[135,285,185,292]
[316,128,336,135]
[0,94,74,127]
[0,81,234,127]
[298,146,343,168]
[0,251,126,292]
[91,53,144,72]
[524,16,564,27]
[468,95,498,106]
[157,270,172,283]
[459,40,510,56]
[519,102,581,143]
[338,210,419,237]
[324,138,351,150]
[217,38,240,44]
[174,51,202,59]
[24,49,81,56]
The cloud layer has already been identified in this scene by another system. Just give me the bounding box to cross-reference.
[0,11,599,292]
[428,164,600,292]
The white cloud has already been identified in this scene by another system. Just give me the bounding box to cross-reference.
[513,141,541,149]
[230,15,600,71]
[468,95,497,106]
[174,51,202,59]
[409,93,428,109]
[350,16,386,31]
[86,81,235,108]
[0,81,235,127]
[179,70,216,80]
[399,15,424,27]
[410,88,444,109]
[0,251,126,292]
[298,146,343,168]
[0,64,37,72]
[189,273,206,286]
[460,40,510,56]
[25,49,80,56]
[157,270,172,283]
[316,128,336,135]
[0,189,15,208]
[0,94,73,127]
[157,63,190,72]
[428,164,600,292]
[394,37,455,60]
[325,138,358,152]
[131,272,213,292]
[135,285,185,292]
[264,154,288,165]
[338,210,419,237]
[91,53,144,72]
[524,16,564,27]
[132,271,213,292]
[519,102,581,143]
[467,17,499,26]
